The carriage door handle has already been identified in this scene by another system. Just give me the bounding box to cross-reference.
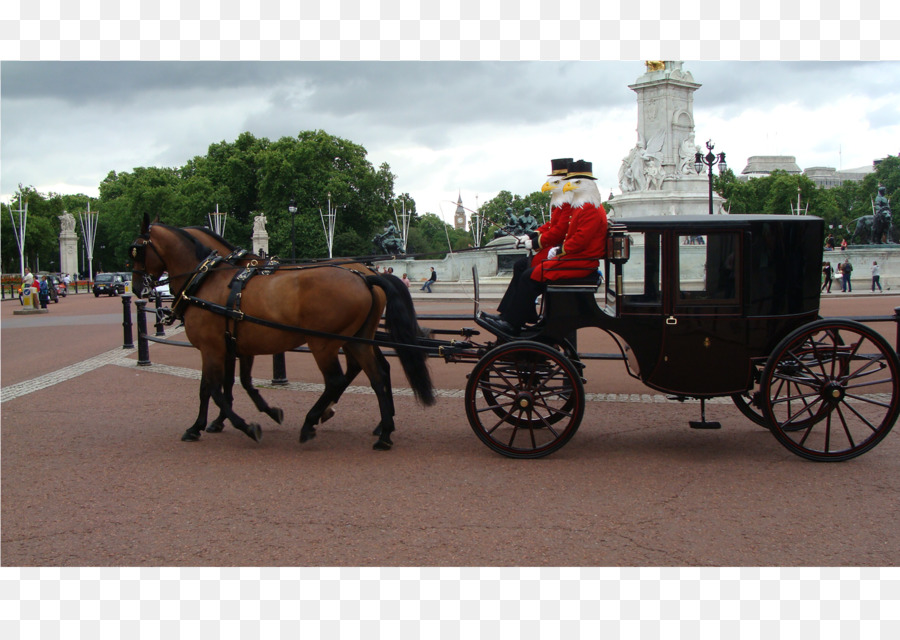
[666,316,677,325]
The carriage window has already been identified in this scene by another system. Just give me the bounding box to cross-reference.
[677,233,739,303]
[620,232,662,306]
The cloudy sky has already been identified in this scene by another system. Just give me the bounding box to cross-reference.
[2,60,899,223]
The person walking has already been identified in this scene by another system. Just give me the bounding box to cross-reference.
[841,259,853,292]
[421,267,437,293]
[821,262,833,293]
[871,260,883,292]
[401,273,411,288]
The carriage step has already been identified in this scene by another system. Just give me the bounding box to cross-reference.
[689,420,722,429]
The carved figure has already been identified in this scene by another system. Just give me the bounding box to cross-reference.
[58,211,76,233]
[252,213,267,235]
[678,137,699,175]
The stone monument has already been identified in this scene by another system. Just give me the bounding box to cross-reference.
[609,61,726,220]
[58,211,79,276]
[251,213,269,257]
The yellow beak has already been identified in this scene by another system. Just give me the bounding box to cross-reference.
[563,181,577,192]
[541,181,553,193]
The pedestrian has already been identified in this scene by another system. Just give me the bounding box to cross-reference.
[840,238,848,251]
[871,260,883,292]
[421,267,437,293]
[841,259,853,292]
[821,262,833,293]
[401,273,411,288]
[825,234,835,251]
[38,275,50,309]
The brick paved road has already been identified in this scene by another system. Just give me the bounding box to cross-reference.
[3,291,900,566]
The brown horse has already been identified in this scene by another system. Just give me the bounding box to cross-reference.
[178,225,417,436]
[131,214,434,449]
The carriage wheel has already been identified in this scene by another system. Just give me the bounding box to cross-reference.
[479,337,581,429]
[465,341,585,459]
[760,319,900,461]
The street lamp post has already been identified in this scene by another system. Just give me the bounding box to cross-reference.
[694,139,728,215]
[288,197,298,261]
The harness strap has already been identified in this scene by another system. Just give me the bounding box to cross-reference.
[179,293,437,353]
[223,266,258,354]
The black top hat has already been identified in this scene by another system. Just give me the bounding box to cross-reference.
[566,159,596,180]
[548,158,573,176]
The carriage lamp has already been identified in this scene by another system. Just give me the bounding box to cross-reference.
[288,197,298,261]
[695,139,727,215]
[607,224,631,265]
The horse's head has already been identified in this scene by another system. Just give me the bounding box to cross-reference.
[129,213,170,298]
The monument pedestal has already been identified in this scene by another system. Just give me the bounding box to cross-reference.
[609,175,726,219]
[252,232,269,258]
[59,231,79,276]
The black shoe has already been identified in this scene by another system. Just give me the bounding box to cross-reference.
[483,316,520,336]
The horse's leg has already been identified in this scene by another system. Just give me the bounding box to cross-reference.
[319,352,363,424]
[182,375,215,442]
[192,353,262,443]
[345,343,396,451]
[299,345,350,443]
[238,355,284,425]
[206,351,235,433]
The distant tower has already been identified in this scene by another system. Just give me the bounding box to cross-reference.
[454,193,467,230]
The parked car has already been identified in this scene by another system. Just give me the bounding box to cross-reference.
[92,272,126,297]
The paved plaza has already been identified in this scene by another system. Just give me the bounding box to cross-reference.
[3,290,900,567]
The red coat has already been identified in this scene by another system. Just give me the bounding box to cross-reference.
[531,203,573,266]
[531,202,607,282]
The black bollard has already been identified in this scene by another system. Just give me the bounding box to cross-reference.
[122,294,134,349]
[135,299,152,366]
[154,294,166,336]
[272,352,288,385]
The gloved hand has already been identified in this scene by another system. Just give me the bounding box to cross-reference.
[548,246,560,259]
[516,235,533,250]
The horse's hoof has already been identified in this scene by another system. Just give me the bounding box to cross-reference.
[373,440,392,451]
[270,407,284,424]
[300,428,317,443]
[206,421,225,433]
[181,430,201,442]
[246,423,262,442]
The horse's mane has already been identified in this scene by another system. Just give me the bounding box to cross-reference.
[183,225,238,252]
[156,223,217,261]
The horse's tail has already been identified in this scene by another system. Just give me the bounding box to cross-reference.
[366,274,436,406]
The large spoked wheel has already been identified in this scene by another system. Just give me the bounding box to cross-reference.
[760,319,900,461]
[479,337,581,429]
[465,341,585,459]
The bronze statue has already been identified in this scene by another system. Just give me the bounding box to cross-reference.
[872,185,893,244]
[373,219,404,254]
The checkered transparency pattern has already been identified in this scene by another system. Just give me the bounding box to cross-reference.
[1,567,899,637]
[2,0,899,638]
[0,0,897,60]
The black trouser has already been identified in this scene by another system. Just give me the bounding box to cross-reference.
[498,263,546,327]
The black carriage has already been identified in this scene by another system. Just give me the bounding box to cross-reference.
[463,214,900,461]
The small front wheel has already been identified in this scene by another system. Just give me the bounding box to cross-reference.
[760,319,900,461]
[465,341,585,459]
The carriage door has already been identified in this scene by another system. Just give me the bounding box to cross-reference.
[652,231,750,396]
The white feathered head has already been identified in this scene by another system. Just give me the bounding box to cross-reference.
[562,160,602,207]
